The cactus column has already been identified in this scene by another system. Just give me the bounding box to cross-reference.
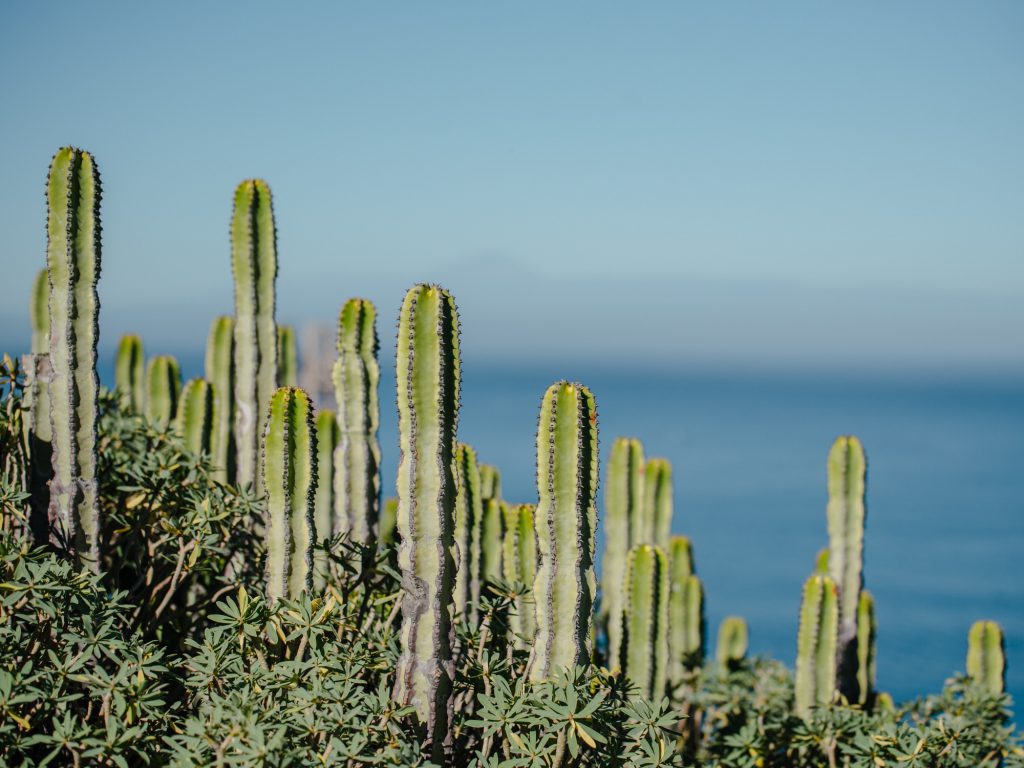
[205,316,235,483]
[25,268,53,544]
[966,620,1005,696]
[146,355,182,429]
[667,539,704,688]
[529,381,598,681]
[45,147,102,570]
[644,458,673,547]
[716,616,749,673]
[332,298,380,545]
[453,443,483,621]
[175,379,214,455]
[795,574,839,718]
[231,179,278,489]
[503,503,538,649]
[393,285,460,759]
[277,324,298,387]
[621,544,669,701]
[313,409,340,590]
[262,387,317,602]
[114,334,145,412]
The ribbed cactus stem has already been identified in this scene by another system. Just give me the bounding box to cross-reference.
[333,298,381,546]
[379,497,398,549]
[826,435,867,701]
[814,547,830,575]
[480,499,505,591]
[795,574,839,718]
[145,355,181,430]
[45,147,101,570]
[503,503,538,649]
[966,620,1005,696]
[277,324,298,387]
[393,285,460,756]
[856,591,876,706]
[621,544,669,701]
[231,179,278,489]
[114,334,145,412]
[30,268,49,355]
[644,458,673,547]
[716,616,749,673]
[175,379,214,455]
[205,316,235,483]
[602,436,645,666]
[313,409,340,590]
[479,464,501,502]
[262,387,317,603]
[25,267,53,544]
[668,570,704,687]
[529,381,598,682]
[453,443,482,621]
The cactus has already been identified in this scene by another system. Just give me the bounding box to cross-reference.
[602,436,645,667]
[716,616,749,673]
[114,334,145,412]
[313,409,340,590]
[453,443,482,621]
[30,268,49,355]
[668,535,694,578]
[379,497,398,549]
[231,179,278,489]
[643,458,673,547]
[262,387,317,603]
[966,620,1005,696]
[826,435,866,701]
[393,284,460,756]
[205,316,235,483]
[503,503,538,649]
[620,544,669,701]
[175,379,214,455]
[145,355,181,429]
[24,268,53,543]
[45,147,101,569]
[480,498,506,591]
[855,591,876,706]
[277,324,298,387]
[479,464,501,502]
[795,574,839,718]
[668,570,704,687]
[332,298,381,546]
[814,547,830,575]
[529,381,598,682]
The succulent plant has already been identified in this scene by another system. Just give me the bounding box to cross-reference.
[620,544,669,701]
[204,316,235,483]
[795,574,839,718]
[643,458,673,547]
[145,355,182,429]
[276,324,297,387]
[716,616,749,674]
[313,409,340,590]
[453,443,483,622]
[966,620,1005,696]
[114,334,145,413]
[175,378,214,455]
[503,503,538,649]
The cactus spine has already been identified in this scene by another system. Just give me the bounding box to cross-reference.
[332,298,381,545]
[602,436,645,666]
[313,409,340,590]
[114,334,145,412]
[644,458,673,547]
[45,147,101,569]
[205,316,235,483]
[453,443,482,621]
[503,503,538,648]
[231,179,278,489]
[277,324,297,387]
[529,381,598,682]
[716,616,749,673]
[145,355,181,429]
[795,574,839,717]
[966,620,1005,695]
[393,285,460,756]
[621,544,669,701]
[262,387,317,603]
[175,379,214,455]
[479,464,501,502]
[826,435,867,702]
[856,591,876,706]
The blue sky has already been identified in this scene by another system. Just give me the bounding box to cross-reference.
[1,2,1021,371]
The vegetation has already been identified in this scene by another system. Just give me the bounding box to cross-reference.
[0,146,1019,766]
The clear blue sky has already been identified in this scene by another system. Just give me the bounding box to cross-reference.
[1,2,1021,371]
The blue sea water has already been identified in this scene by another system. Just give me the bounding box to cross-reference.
[113,355,1024,707]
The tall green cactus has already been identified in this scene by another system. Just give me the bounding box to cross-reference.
[175,379,214,455]
[205,316,235,483]
[795,574,839,718]
[393,284,460,756]
[313,409,340,590]
[114,334,145,412]
[30,268,49,355]
[529,381,598,682]
[231,179,278,489]
[856,591,876,706]
[602,436,645,667]
[262,387,317,603]
[668,569,704,687]
[45,147,101,570]
[480,499,506,590]
[25,268,52,544]
[333,298,381,546]
[716,616,749,673]
[966,620,1005,696]
[145,355,181,429]
[453,443,482,621]
[479,464,501,502]
[644,458,673,547]
[277,324,297,387]
[503,503,538,649]
[621,544,669,701]
[814,547,830,575]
